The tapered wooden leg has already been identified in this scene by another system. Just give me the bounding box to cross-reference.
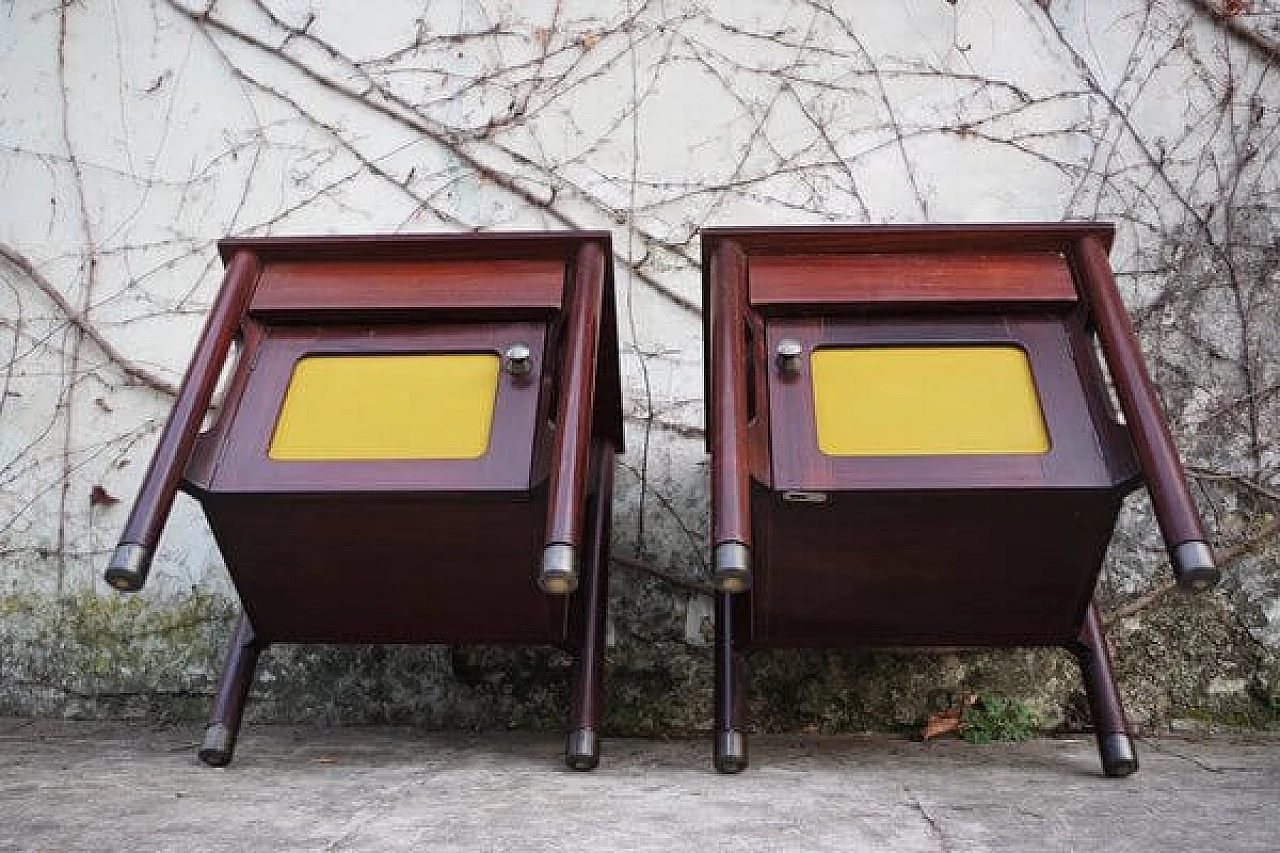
[566,441,614,771]
[1072,602,1138,778]
[198,612,265,767]
[714,591,748,773]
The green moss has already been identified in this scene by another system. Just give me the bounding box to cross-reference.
[0,589,235,719]
[960,694,1041,744]
[0,581,1276,735]
[1175,703,1279,730]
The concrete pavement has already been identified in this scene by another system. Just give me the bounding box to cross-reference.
[1,720,1276,852]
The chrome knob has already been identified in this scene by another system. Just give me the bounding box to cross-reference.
[505,343,532,376]
[776,338,804,375]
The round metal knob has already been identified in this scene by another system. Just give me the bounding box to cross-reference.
[776,338,804,375]
[504,343,532,376]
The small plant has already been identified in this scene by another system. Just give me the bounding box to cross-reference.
[960,693,1040,744]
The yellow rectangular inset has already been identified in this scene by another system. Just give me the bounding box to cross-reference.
[810,346,1050,456]
[269,354,500,460]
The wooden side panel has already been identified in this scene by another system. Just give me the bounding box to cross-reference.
[203,493,567,645]
[749,252,1076,306]
[250,259,564,314]
[747,489,1122,648]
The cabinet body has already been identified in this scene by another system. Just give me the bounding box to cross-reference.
[744,309,1140,648]
[699,223,1202,776]
[184,306,577,645]
[107,232,624,768]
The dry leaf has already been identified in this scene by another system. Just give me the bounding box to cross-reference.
[581,32,599,50]
[533,25,549,47]
[90,485,120,507]
[921,692,979,740]
[922,708,962,740]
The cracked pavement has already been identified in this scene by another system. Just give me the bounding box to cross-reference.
[1,720,1276,852]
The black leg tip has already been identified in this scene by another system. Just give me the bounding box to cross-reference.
[198,723,235,767]
[104,544,151,592]
[1099,732,1139,778]
[714,730,749,774]
[1173,542,1219,592]
[565,728,599,771]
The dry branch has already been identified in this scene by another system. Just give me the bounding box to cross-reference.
[0,244,178,396]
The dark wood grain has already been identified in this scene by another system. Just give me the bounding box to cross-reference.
[702,222,1114,256]
[749,252,1076,305]
[1072,234,1208,551]
[746,489,1123,647]
[1074,602,1131,735]
[714,590,745,731]
[185,320,267,489]
[251,259,564,315]
[745,309,772,485]
[203,492,566,644]
[115,231,625,765]
[701,222,1157,776]
[220,230,615,264]
[568,441,615,734]
[117,250,260,553]
[184,322,547,494]
[763,314,1140,492]
[709,239,753,549]
[545,240,605,549]
[199,612,263,766]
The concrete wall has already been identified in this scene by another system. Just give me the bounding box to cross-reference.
[1,0,1277,735]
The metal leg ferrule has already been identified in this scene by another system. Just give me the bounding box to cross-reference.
[712,543,752,593]
[539,543,579,594]
[1172,541,1219,592]
[565,728,599,771]
[104,543,152,593]
[1098,732,1139,778]
[714,730,748,774]
[198,723,235,768]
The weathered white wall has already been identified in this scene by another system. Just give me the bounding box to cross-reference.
[1,0,1277,732]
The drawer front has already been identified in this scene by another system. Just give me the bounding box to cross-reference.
[765,314,1120,491]
[207,321,548,493]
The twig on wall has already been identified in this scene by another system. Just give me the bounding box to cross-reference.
[0,244,178,396]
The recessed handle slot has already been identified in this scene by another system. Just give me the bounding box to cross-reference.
[782,490,829,505]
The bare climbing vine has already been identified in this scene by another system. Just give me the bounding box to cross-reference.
[1,0,1277,714]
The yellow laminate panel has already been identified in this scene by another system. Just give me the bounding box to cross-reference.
[269,354,500,460]
[810,346,1050,456]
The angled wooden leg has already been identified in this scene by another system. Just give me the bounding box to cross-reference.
[566,441,614,771]
[714,591,748,773]
[199,611,265,767]
[1071,602,1138,777]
